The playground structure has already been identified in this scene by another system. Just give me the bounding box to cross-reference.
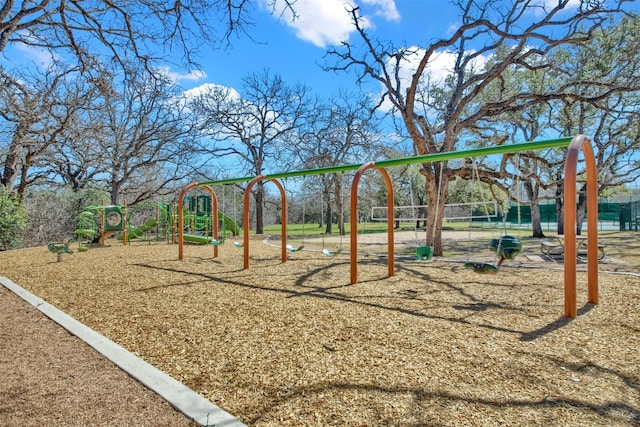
[75,198,241,250]
[178,135,599,318]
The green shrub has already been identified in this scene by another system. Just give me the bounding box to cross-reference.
[0,186,27,250]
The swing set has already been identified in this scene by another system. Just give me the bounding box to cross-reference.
[322,173,346,257]
[177,135,599,318]
[285,183,305,253]
[462,158,523,274]
[284,176,345,256]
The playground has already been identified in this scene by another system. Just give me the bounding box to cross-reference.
[1,229,639,426]
[1,136,638,425]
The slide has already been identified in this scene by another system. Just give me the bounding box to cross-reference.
[158,203,241,236]
[94,230,117,244]
[218,212,241,236]
[183,212,240,244]
[183,233,218,244]
[119,219,158,241]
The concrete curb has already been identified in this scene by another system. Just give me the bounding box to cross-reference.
[0,277,246,427]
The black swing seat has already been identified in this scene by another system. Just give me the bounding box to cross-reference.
[464,261,499,274]
[489,235,522,260]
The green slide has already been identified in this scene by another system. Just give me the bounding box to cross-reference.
[182,212,240,245]
[183,233,217,244]
[119,219,158,241]
[218,212,241,236]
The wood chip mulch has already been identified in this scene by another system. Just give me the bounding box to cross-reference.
[1,237,638,426]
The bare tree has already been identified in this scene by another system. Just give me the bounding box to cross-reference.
[88,64,200,204]
[548,13,640,234]
[189,69,312,233]
[46,109,107,191]
[480,12,640,236]
[0,1,297,69]
[325,0,631,255]
[295,90,383,235]
[0,63,98,197]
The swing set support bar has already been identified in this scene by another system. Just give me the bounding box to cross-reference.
[243,175,288,270]
[350,163,395,284]
[177,183,219,260]
[197,137,573,187]
[177,135,598,318]
[563,135,598,318]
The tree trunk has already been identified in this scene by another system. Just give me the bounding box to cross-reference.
[254,182,264,234]
[322,176,333,234]
[524,181,545,238]
[530,203,545,238]
[324,194,333,235]
[334,175,345,235]
[576,184,588,236]
[1,125,26,191]
[556,172,564,235]
[424,163,449,256]
[110,173,121,204]
[1,149,19,190]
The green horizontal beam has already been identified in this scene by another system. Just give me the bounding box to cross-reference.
[197,136,573,187]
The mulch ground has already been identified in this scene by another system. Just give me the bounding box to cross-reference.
[1,233,638,426]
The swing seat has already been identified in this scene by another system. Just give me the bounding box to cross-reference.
[322,247,343,257]
[489,235,522,260]
[286,244,304,252]
[233,241,244,248]
[211,239,223,246]
[501,247,519,260]
[464,261,499,274]
[416,246,434,260]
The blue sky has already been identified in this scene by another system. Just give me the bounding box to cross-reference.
[0,0,460,100]
[172,0,459,97]
[4,0,638,105]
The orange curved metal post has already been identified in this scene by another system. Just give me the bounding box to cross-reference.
[242,176,288,269]
[583,143,599,305]
[563,135,599,318]
[270,178,288,264]
[243,176,263,269]
[350,163,395,284]
[177,182,199,260]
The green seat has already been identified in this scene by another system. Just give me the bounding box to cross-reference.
[464,261,499,274]
[416,246,434,260]
[489,235,522,260]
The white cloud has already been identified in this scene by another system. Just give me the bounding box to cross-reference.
[391,47,457,92]
[270,0,356,47]
[156,66,207,83]
[530,0,582,15]
[7,42,56,68]
[266,0,400,48]
[379,47,490,112]
[361,0,400,21]
[181,82,240,101]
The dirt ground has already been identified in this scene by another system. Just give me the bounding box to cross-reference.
[1,230,639,426]
[0,284,197,427]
